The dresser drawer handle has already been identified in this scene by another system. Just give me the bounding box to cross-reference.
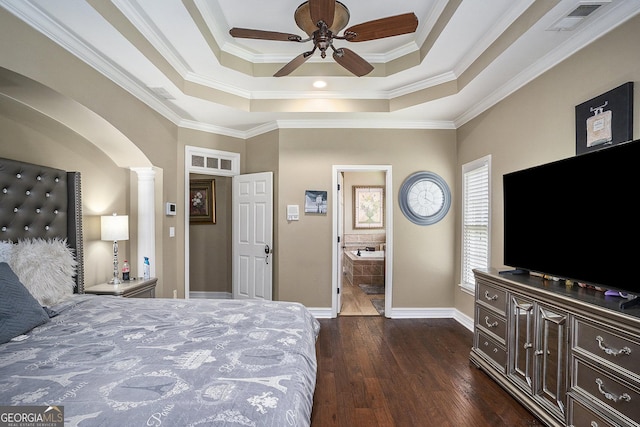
[484,290,498,301]
[484,316,498,328]
[596,336,631,356]
[595,378,631,403]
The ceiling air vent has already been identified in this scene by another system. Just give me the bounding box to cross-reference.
[547,2,607,31]
[568,4,602,17]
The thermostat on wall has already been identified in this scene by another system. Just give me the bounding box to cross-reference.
[166,202,177,216]
[287,205,299,221]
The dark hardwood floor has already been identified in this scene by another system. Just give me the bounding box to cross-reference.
[311,317,542,427]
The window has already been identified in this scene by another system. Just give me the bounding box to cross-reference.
[187,147,239,177]
[461,155,491,291]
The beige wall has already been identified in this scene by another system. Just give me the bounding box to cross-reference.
[276,128,457,307]
[454,13,640,318]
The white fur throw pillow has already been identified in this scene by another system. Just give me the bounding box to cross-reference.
[10,238,77,306]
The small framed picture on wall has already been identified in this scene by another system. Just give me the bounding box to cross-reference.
[353,186,384,229]
[189,179,216,224]
[305,190,327,214]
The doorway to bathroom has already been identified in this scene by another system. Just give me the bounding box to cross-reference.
[332,165,392,317]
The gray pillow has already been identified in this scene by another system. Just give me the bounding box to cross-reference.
[0,262,50,344]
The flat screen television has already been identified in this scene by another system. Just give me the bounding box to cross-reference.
[502,138,639,298]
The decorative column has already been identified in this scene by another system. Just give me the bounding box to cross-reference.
[131,167,155,278]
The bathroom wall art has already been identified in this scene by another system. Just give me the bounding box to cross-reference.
[353,186,384,229]
[304,190,327,214]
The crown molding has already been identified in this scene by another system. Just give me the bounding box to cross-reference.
[179,119,248,139]
[275,119,455,131]
[112,0,192,76]
[454,0,640,128]
[0,0,184,127]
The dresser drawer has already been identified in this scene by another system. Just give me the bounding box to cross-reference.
[476,305,507,343]
[573,358,639,426]
[476,330,507,372]
[476,280,507,315]
[568,396,621,427]
[573,318,639,379]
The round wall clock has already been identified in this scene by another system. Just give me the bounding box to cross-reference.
[399,171,451,225]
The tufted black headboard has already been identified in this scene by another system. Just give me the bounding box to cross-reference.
[0,157,84,293]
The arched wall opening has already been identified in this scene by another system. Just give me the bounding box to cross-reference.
[0,67,161,291]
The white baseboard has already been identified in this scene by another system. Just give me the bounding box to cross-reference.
[453,310,474,331]
[390,308,474,330]
[183,297,474,331]
[307,308,333,318]
[189,291,232,299]
[308,306,474,331]
[389,307,456,319]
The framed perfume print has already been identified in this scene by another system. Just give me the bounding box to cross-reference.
[575,82,633,155]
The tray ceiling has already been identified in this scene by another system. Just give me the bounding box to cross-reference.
[1,0,638,138]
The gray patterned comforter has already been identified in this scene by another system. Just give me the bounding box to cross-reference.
[0,295,320,426]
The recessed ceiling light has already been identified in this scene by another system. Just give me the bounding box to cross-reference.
[313,80,327,89]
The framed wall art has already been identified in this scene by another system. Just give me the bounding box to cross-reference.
[575,82,634,155]
[189,179,215,224]
[353,186,384,229]
[304,190,327,214]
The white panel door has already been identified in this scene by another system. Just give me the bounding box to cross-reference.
[233,172,273,300]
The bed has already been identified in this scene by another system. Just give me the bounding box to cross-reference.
[0,157,320,426]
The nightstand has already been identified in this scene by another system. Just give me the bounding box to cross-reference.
[85,277,157,298]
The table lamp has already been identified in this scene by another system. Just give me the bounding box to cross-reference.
[101,213,129,285]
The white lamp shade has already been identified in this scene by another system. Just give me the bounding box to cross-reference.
[101,214,129,241]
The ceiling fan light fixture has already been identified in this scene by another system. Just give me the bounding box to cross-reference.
[294,1,350,36]
[229,1,418,77]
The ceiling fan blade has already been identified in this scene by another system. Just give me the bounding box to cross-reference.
[309,0,336,28]
[333,48,374,77]
[229,27,302,42]
[274,52,314,77]
[345,13,418,42]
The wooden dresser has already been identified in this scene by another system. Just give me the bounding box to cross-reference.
[470,269,640,427]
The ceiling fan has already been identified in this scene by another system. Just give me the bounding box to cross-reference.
[229,0,419,77]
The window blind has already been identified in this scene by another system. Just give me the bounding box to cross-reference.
[462,158,490,287]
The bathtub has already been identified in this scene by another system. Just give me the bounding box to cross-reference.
[350,250,385,260]
[344,250,385,286]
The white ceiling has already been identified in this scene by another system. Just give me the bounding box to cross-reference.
[1,0,639,139]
